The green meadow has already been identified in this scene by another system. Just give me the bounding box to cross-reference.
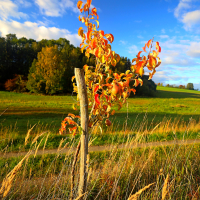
[1,87,200,199]
[0,86,200,135]
[0,86,200,152]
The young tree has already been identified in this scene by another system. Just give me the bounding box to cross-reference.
[60,0,162,198]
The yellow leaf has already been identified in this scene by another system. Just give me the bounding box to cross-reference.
[106,105,111,112]
[71,76,75,82]
[78,27,84,37]
[139,67,144,76]
[72,104,78,111]
[95,20,99,28]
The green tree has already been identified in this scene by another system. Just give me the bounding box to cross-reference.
[27,46,65,94]
[187,83,194,90]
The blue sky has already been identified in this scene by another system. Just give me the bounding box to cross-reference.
[0,0,200,89]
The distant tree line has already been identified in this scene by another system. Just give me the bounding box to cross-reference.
[157,82,197,90]
[0,33,157,96]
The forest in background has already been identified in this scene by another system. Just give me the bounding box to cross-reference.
[0,33,157,96]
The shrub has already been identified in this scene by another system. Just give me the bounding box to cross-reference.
[4,74,27,92]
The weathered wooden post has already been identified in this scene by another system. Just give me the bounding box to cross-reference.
[75,68,89,199]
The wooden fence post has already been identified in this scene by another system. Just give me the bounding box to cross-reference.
[75,68,89,199]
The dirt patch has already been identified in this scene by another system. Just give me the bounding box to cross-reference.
[1,139,200,158]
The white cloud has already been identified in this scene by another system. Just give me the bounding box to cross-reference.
[119,40,127,45]
[174,0,200,32]
[186,42,200,57]
[0,0,28,20]
[17,0,32,8]
[0,20,82,46]
[161,29,166,34]
[159,35,169,39]
[174,0,191,18]
[182,10,200,30]
[34,0,79,17]
[128,45,139,55]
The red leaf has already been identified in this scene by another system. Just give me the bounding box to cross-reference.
[87,30,92,40]
[95,94,100,104]
[99,30,104,37]
[91,8,97,15]
[156,42,161,53]
[94,85,99,93]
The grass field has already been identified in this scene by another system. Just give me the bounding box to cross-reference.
[1,87,200,199]
[0,86,200,151]
[1,86,200,134]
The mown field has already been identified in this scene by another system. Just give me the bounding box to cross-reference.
[1,86,200,199]
[0,86,200,151]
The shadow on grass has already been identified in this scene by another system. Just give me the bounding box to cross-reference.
[155,90,200,99]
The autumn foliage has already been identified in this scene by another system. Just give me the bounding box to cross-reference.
[59,0,161,135]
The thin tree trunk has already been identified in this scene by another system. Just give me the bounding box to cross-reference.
[75,68,89,199]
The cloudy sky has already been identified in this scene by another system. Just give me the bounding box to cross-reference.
[0,0,200,89]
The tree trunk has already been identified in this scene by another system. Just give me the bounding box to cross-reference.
[75,68,89,199]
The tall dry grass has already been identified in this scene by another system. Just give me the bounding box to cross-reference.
[0,116,200,199]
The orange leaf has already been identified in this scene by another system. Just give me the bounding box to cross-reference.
[84,3,89,12]
[95,94,100,104]
[132,58,137,63]
[71,76,75,82]
[111,58,117,67]
[87,0,92,7]
[118,102,122,110]
[81,17,85,23]
[99,30,104,37]
[87,30,92,40]
[147,39,152,48]
[90,38,97,49]
[104,34,114,43]
[77,1,83,9]
[78,27,84,37]
[142,43,147,53]
[92,7,97,14]
[94,48,99,57]
[129,88,136,95]
[134,79,140,87]
[68,113,76,118]
[137,51,142,58]
[113,73,120,80]
[111,110,115,115]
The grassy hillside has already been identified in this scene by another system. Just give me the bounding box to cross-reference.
[0,87,200,136]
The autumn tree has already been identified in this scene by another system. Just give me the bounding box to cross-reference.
[27,46,65,94]
[59,0,161,198]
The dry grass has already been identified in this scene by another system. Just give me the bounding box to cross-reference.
[1,116,200,199]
